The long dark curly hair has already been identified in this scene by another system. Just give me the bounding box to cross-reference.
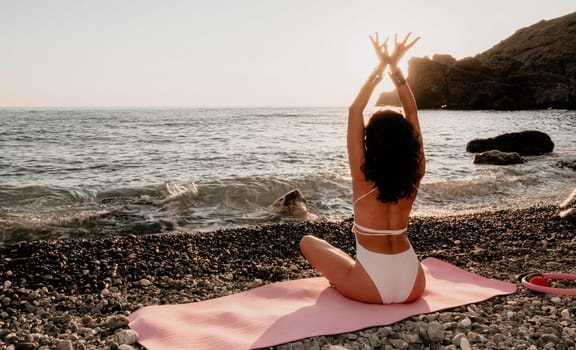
[362,109,423,203]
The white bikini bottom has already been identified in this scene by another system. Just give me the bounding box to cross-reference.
[355,238,419,303]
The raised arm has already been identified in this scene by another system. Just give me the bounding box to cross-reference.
[347,34,389,181]
[389,33,426,178]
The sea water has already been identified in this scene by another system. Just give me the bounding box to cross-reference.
[0,108,574,241]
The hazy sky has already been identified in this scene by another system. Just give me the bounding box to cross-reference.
[1,1,574,107]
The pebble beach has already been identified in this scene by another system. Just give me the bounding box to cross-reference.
[1,205,576,350]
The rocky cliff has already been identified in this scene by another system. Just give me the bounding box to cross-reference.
[378,12,576,109]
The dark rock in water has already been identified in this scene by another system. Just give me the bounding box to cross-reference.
[554,159,576,171]
[271,189,309,217]
[473,150,526,165]
[466,130,554,155]
[378,12,576,110]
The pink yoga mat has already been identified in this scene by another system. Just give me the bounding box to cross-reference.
[129,258,516,350]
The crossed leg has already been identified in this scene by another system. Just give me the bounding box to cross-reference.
[299,235,383,303]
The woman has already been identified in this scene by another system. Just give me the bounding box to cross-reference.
[300,33,426,304]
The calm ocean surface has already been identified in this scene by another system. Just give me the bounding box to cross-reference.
[1,107,574,242]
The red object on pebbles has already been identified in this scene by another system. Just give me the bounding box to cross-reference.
[528,276,549,287]
[521,272,576,295]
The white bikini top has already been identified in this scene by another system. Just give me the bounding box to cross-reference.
[352,187,407,235]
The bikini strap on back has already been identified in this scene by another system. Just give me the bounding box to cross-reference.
[353,187,378,206]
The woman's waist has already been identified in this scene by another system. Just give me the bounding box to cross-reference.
[354,230,412,254]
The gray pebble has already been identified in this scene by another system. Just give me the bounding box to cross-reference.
[540,333,560,344]
[139,279,152,287]
[4,333,19,344]
[106,315,130,330]
[459,317,472,328]
[55,340,73,350]
[114,329,138,345]
[117,345,137,350]
[405,333,420,344]
[452,332,465,346]
[248,278,263,288]
[460,337,471,350]
[427,321,444,342]
[388,338,408,349]
[289,341,304,350]
[368,334,381,347]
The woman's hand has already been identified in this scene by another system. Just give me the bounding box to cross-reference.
[389,33,420,69]
[369,33,390,70]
